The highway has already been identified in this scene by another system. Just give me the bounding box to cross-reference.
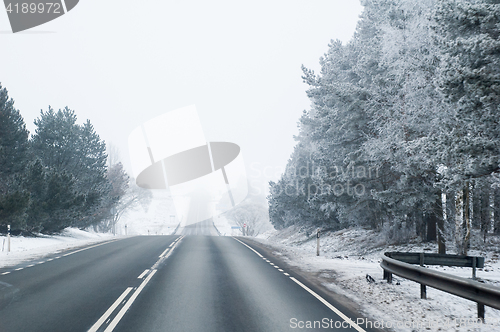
[0,222,377,332]
[180,219,220,236]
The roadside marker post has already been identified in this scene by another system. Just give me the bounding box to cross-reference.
[316,229,320,256]
[7,224,10,253]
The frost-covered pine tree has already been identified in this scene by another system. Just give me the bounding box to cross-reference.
[0,84,30,230]
[359,0,452,246]
[31,107,110,230]
[434,0,500,253]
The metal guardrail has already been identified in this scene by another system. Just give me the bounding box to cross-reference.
[385,252,485,267]
[384,252,484,278]
[212,221,221,236]
[172,222,181,235]
[381,254,500,320]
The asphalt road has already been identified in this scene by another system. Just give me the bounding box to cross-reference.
[0,231,377,332]
[180,219,220,236]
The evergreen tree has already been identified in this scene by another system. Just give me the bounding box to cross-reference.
[434,0,500,253]
[0,83,30,231]
[435,0,500,185]
[24,160,84,233]
[268,0,500,252]
[31,107,110,229]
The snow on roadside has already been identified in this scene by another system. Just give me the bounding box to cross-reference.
[117,191,178,236]
[0,228,116,269]
[254,226,500,332]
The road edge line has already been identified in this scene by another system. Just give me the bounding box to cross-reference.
[232,237,263,257]
[289,277,366,332]
[232,237,366,332]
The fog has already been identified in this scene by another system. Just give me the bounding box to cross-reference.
[0,0,362,195]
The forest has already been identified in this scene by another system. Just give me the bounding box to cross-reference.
[268,0,500,255]
[0,84,150,234]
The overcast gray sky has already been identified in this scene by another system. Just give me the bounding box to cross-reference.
[1,0,363,196]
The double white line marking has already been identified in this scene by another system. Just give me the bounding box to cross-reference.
[88,236,183,332]
[104,271,157,332]
[158,236,183,258]
[87,288,133,332]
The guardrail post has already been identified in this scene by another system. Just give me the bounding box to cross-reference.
[472,257,477,280]
[421,284,427,299]
[478,303,485,321]
[419,253,426,299]
[383,269,392,283]
[383,254,392,283]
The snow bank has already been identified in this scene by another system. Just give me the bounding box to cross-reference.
[0,228,115,268]
[254,226,500,332]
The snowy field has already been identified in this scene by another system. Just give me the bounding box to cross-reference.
[254,226,500,332]
[0,228,116,269]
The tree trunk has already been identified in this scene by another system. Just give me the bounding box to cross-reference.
[494,187,500,235]
[480,182,490,242]
[472,181,481,229]
[414,208,425,239]
[462,181,471,255]
[436,192,446,254]
[446,191,456,244]
[426,213,437,242]
[454,188,463,254]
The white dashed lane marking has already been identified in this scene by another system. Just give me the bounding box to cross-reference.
[137,269,149,279]
[159,247,169,257]
[0,239,119,276]
[88,236,184,332]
